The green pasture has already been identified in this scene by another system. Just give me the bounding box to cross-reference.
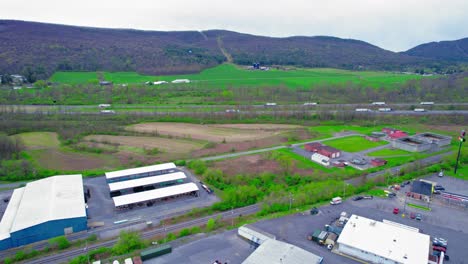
[367,148,411,157]
[50,64,423,89]
[322,135,388,152]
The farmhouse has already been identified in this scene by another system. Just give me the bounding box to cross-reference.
[370,158,387,167]
[337,214,430,264]
[382,128,408,139]
[317,146,341,158]
[0,175,87,250]
[304,142,322,152]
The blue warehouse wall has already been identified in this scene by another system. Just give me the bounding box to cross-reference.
[0,237,12,250]
[8,217,87,249]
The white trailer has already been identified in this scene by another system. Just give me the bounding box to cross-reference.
[311,153,330,166]
[414,108,426,112]
[378,108,392,112]
[355,108,371,112]
[420,102,434,105]
[372,102,386,105]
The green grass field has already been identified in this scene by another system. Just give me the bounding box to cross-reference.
[322,135,388,152]
[50,64,423,89]
[367,148,411,157]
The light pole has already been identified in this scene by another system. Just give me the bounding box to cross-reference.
[454,130,465,174]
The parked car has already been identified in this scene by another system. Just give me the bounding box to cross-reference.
[388,192,396,198]
[363,195,373,199]
[410,212,416,219]
[433,237,448,247]
[310,207,319,215]
[433,190,441,194]
[433,246,446,253]
[434,185,445,191]
[393,208,399,214]
[353,196,363,201]
[415,213,422,221]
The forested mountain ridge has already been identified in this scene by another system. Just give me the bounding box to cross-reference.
[0,20,465,81]
[403,38,468,61]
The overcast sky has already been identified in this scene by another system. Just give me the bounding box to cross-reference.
[1,0,467,51]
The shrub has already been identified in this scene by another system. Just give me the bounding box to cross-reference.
[206,218,216,231]
[14,250,26,261]
[48,236,70,250]
[86,234,97,242]
[190,226,201,234]
[178,228,191,238]
[112,231,145,256]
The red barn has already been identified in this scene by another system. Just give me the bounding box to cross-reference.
[371,158,387,167]
[304,142,322,152]
[317,146,341,158]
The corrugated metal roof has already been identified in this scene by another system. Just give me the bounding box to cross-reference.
[113,182,199,207]
[0,175,86,234]
[108,172,186,192]
[105,163,176,180]
[337,214,430,264]
[0,188,24,240]
[242,239,323,264]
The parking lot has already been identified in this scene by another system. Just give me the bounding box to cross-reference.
[84,167,219,225]
[148,192,468,264]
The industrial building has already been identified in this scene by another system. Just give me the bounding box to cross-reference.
[337,215,430,264]
[0,175,87,250]
[392,137,432,152]
[238,225,323,264]
[108,171,186,196]
[412,132,452,146]
[105,163,176,183]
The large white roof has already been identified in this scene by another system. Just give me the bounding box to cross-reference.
[337,214,430,264]
[108,172,186,192]
[242,239,323,264]
[113,182,199,207]
[105,163,176,180]
[0,175,86,235]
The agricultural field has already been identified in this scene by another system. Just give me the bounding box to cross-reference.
[126,122,301,143]
[14,132,118,171]
[322,135,388,152]
[84,135,205,155]
[50,64,423,89]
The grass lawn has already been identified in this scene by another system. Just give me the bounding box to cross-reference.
[322,135,388,152]
[14,132,60,149]
[275,148,357,175]
[367,148,411,157]
[365,189,387,197]
[49,64,423,89]
[407,203,431,211]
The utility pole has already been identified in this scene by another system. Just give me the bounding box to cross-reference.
[231,206,234,227]
[454,130,465,174]
[289,193,293,211]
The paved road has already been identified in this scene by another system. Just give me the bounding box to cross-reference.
[346,151,453,185]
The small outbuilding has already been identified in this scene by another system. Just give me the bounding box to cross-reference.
[317,146,341,158]
[371,159,387,167]
[304,142,322,152]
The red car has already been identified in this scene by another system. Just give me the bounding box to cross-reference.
[393,208,399,214]
[433,246,446,253]
[410,212,416,219]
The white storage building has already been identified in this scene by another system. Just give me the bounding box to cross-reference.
[311,153,330,166]
[337,214,430,264]
[105,163,176,183]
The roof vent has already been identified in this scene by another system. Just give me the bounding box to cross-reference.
[393,239,397,242]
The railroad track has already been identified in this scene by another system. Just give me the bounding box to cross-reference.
[23,204,260,264]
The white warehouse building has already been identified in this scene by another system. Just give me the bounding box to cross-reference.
[337,215,430,264]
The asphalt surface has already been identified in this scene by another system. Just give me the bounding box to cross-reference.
[141,193,468,264]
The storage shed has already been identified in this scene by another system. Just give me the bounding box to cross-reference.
[317,146,341,158]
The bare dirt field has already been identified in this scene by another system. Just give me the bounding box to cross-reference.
[211,124,301,130]
[126,122,303,142]
[84,135,204,154]
[212,154,311,177]
[191,136,286,157]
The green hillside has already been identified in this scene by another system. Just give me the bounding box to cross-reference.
[50,64,423,89]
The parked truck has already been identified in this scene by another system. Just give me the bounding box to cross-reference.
[308,230,328,245]
[325,232,338,249]
[325,224,343,235]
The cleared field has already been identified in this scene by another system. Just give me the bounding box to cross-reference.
[367,148,411,157]
[126,122,298,142]
[323,135,388,152]
[212,124,300,130]
[13,132,118,171]
[84,135,205,153]
[14,132,60,149]
[50,64,423,89]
